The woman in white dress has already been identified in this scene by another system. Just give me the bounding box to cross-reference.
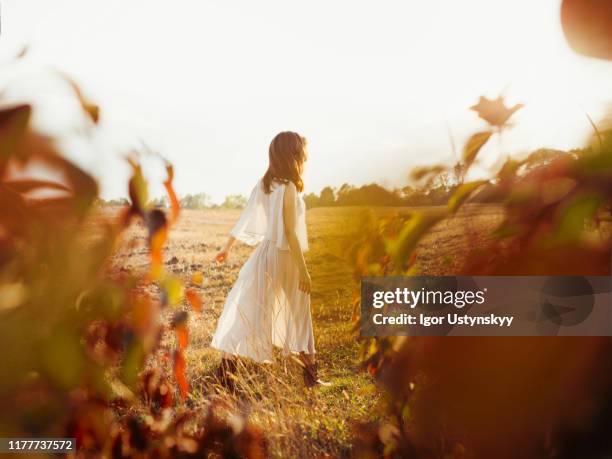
[211,131,326,388]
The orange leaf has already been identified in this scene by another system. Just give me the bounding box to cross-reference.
[173,350,189,400]
[132,295,155,336]
[191,271,204,286]
[470,95,524,128]
[185,288,203,313]
[175,324,189,351]
[163,162,180,225]
[148,213,168,279]
[462,131,492,167]
[58,72,100,123]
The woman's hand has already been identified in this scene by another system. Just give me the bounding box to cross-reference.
[215,236,236,263]
[215,248,229,263]
[299,269,311,295]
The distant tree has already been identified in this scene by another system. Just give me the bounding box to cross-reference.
[298,181,467,208]
[149,196,168,208]
[180,193,211,209]
[399,185,416,199]
[431,170,452,191]
[96,197,129,207]
[303,193,320,209]
[336,183,355,205]
[425,185,453,205]
[319,186,336,207]
[336,183,402,206]
[221,194,247,209]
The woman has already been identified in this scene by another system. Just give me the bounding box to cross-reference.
[211,131,326,388]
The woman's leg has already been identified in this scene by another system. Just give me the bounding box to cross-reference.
[299,352,330,387]
[299,352,315,366]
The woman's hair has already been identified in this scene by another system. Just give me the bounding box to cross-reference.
[262,131,308,194]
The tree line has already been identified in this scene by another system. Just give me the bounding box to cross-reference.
[97,148,566,210]
[97,193,248,209]
[97,186,454,210]
[303,183,454,209]
[304,148,568,208]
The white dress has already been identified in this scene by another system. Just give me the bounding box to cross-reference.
[211,179,315,363]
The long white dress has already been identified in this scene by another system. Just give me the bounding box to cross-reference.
[210,179,315,363]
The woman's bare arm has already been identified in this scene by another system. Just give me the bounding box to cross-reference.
[283,183,311,294]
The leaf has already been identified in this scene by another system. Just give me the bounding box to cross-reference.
[410,165,447,182]
[121,341,145,390]
[58,72,100,123]
[4,179,72,194]
[497,157,522,181]
[462,131,492,166]
[491,223,524,239]
[142,209,168,279]
[127,159,149,214]
[185,288,203,313]
[584,112,603,151]
[163,162,180,225]
[41,328,85,389]
[191,271,204,286]
[0,282,26,311]
[132,295,155,336]
[448,180,488,213]
[0,104,31,162]
[555,194,603,243]
[175,324,189,351]
[386,210,445,272]
[173,350,189,400]
[540,178,576,205]
[470,96,524,128]
[39,153,98,216]
[162,275,183,306]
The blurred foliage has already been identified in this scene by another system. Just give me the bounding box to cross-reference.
[350,96,612,458]
[561,0,612,60]
[0,71,266,457]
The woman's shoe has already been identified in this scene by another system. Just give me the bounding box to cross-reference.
[302,362,331,388]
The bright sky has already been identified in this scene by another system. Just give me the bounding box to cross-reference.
[1,0,611,201]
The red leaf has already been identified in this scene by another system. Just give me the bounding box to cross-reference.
[171,311,189,350]
[173,350,189,400]
[175,324,189,351]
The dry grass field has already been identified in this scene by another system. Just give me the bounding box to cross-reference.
[105,204,504,457]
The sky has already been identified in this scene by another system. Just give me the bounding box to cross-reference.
[1,0,611,201]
